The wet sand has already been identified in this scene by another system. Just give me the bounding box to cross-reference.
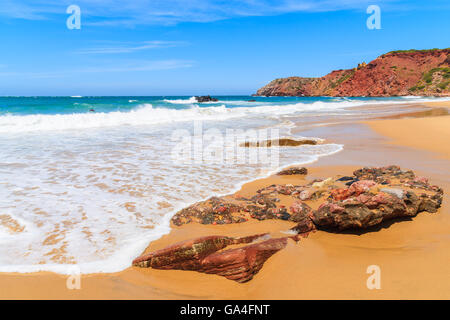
[1,101,449,300]
[366,113,450,157]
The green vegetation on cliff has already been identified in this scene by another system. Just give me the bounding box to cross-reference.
[385,48,449,55]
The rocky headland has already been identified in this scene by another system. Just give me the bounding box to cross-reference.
[255,48,450,97]
[133,165,443,282]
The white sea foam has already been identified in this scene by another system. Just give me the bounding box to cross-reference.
[1,98,438,134]
[0,119,343,274]
[163,96,198,104]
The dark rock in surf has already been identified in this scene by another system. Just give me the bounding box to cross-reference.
[194,96,219,103]
[277,167,308,176]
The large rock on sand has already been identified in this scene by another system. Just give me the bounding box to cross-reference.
[171,166,443,231]
[311,167,443,231]
[133,234,291,282]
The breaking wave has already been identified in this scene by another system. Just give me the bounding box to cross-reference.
[0,99,423,134]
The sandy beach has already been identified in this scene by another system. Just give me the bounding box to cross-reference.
[1,100,449,300]
[366,101,450,157]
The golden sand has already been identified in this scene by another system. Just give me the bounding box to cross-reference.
[1,100,450,300]
[365,101,450,158]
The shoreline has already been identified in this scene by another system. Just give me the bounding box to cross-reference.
[1,100,450,299]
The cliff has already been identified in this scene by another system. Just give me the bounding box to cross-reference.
[255,48,450,97]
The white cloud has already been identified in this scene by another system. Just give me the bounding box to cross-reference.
[0,0,402,25]
[0,0,54,20]
[75,41,188,54]
[0,60,193,78]
[77,59,194,72]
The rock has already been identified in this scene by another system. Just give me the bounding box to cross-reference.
[308,166,443,231]
[353,165,414,183]
[172,196,246,226]
[299,190,311,200]
[132,234,267,269]
[330,188,351,201]
[313,187,442,231]
[331,180,376,201]
[312,177,332,188]
[380,188,405,199]
[277,167,308,176]
[313,201,382,230]
[240,138,317,147]
[171,165,443,231]
[133,234,288,283]
[337,176,354,181]
[348,180,377,195]
[195,95,219,103]
[345,178,359,186]
[414,177,429,184]
[289,201,316,234]
[418,193,442,213]
[407,176,431,189]
[199,237,288,282]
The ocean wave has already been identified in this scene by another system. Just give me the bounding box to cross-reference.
[0,97,448,134]
[163,96,198,104]
[0,101,343,133]
[164,96,276,105]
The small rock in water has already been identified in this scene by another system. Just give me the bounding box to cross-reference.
[277,167,308,176]
[241,138,318,147]
[194,95,219,103]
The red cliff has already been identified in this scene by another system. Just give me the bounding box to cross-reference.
[255,49,450,97]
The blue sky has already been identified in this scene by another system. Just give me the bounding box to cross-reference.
[0,0,449,96]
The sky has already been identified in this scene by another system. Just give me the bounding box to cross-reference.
[0,0,449,96]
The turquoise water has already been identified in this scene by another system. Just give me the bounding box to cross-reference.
[0,95,431,116]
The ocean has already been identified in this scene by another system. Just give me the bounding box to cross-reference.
[0,95,445,274]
